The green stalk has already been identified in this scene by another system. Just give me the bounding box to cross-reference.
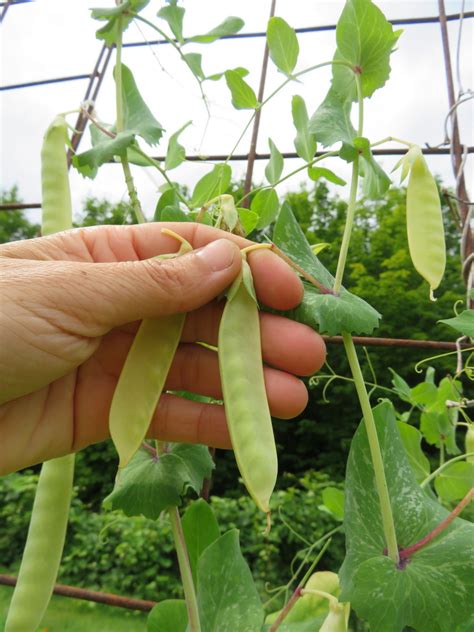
[333,159,359,294]
[343,333,399,563]
[420,451,474,488]
[169,507,201,632]
[115,15,146,224]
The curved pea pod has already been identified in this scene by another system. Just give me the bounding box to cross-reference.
[110,234,192,469]
[41,115,72,236]
[5,454,75,632]
[406,146,446,300]
[218,256,278,516]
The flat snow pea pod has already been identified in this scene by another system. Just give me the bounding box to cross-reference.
[406,146,446,300]
[41,115,72,236]
[5,454,75,632]
[218,255,278,518]
[110,231,192,469]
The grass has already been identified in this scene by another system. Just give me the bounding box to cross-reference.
[0,584,148,631]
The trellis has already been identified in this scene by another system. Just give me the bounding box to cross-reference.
[0,0,472,613]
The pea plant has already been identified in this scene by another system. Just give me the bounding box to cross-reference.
[6,0,474,631]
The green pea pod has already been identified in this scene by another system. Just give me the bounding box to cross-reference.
[320,603,349,632]
[6,115,75,631]
[110,232,192,468]
[465,425,474,463]
[406,146,446,300]
[5,455,74,632]
[41,115,72,236]
[218,256,278,517]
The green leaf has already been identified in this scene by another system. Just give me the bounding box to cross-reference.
[360,151,391,200]
[250,188,280,229]
[339,400,474,632]
[307,166,346,186]
[397,422,430,483]
[72,131,136,179]
[160,206,190,222]
[147,600,187,632]
[266,17,299,76]
[291,95,317,163]
[265,139,284,185]
[118,64,164,145]
[224,70,259,109]
[439,310,474,339]
[183,52,205,80]
[339,142,358,163]
[237,208,259,235]
[188,16,244,44]
[309,87,356,147]
[321,487,345,520]
[205,66,248,82]
[103,444,214,520]
[388,368,412,404]
[154,187,181,220]
[190,164,232,207]
[182,499,220,584]
[410,381,437,406]
[333,0,402,99]
[420,410,460,455]
[157,1,185,43]
[91,0,150,46]
[165,121,191,171]
[271,204,381,335]
[434,462,474,501]
[196,530,264,631]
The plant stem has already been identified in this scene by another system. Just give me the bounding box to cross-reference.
[342,333,400,563]
[115,14,146,224]
[333,158,359,294]
[420,451,474,488]
[169,507,201,632]
[399,487,474,561]
[268,538,332,631]
[355,73,364,137]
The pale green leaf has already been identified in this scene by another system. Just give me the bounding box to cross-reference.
[309,87,356,147]
[250,188,279,229]
[72,131,136,179]
[196,530,264,631]
[157,1,185,43]
[321,487,345,520]
[118,64,164,145]
[224,70,259,109]
[165,121,191,171]
[237,208,259,235]
[307,166,346,186]
[265,138,284,185]
[291,95,317,162]
[147,600,187,632]
[439,310,474,339]
[188,16,244,44]
[182,499,220,585]
[397,422,430,483]
[267,16,299,75]
[91,0,150,46]
[434,462,474,501]
[183,52,205,80]
[190,164,232,207]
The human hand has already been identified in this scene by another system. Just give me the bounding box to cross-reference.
[0,223,326,474]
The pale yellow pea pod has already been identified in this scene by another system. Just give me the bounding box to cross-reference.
[109,231,191,469]
[406,146,446,300]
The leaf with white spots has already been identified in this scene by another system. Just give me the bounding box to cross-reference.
[339,400,474,632]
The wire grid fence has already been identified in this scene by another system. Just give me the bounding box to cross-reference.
[0,0,473,612]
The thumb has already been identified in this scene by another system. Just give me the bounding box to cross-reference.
[71,238,242,330]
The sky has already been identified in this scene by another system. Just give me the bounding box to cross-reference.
[1,0,473,223]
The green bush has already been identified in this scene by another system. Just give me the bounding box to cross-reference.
[0,470,342,602]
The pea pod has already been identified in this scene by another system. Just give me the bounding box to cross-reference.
[109,232,192,469]
[406,146,446,300]
[41,115,72,236]
[5,455,75,631]
[6,115,75,631]
[218,255,278,517]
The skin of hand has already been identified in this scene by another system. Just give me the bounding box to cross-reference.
[0,222,326,475]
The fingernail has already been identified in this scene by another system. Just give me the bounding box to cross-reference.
[196,239,237,271]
